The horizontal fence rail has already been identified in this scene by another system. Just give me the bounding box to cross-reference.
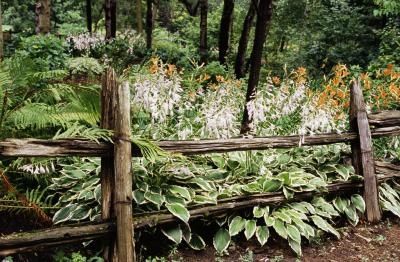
[1,126,400,158]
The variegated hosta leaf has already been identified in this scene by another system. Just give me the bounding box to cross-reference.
[229,216,246,236]
[213,229,231,254]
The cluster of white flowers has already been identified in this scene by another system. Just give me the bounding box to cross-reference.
[298,99,346,135]
[132,71,183,124]
[199,85,242,139]
[66,33,103,51]
[19,163,55,175]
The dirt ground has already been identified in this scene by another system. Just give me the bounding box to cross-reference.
[173,217,400,262]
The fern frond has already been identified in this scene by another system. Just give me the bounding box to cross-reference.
[131,137,170,162]
[53,122,113,143]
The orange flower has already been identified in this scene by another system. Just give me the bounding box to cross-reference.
[272,76,281,86]
[216,75,225,83]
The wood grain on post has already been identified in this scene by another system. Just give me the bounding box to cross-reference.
[101,68,117,261]
[350,80,381,222]
[114,81,135,261]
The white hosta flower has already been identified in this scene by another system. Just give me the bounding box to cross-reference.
[132,71,182,124]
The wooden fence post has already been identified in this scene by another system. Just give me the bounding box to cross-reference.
[350,79,381,222]
[114,81,135,261]
[101,68,117,261]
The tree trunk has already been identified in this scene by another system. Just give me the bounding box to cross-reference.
[218,0,234,65]
[35,0,51,34]
[136,0,143,33]
[105,0,117,39]
[146,0,153,49]
[86,0,92,33]
[234,0,257,78]
[240,0,273,134]
[158,0,172,31]
[199,0,208,65]
[0,0,3,61]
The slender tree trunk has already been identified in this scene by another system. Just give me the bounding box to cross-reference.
[199,0,208,65]
[146,0,153,49]
[240,0,273,135]
[158,0,172,31]
[0,0,3,61]
[234,0,257,78]
[219,0,234,65]
[86,0,92,33]
[136,0,143,33]
[35,0,51,34]
[105,0,117,39]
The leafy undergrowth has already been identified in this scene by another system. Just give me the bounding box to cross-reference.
[160,216,400,262]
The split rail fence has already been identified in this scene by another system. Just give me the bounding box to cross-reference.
[1,69,400,261]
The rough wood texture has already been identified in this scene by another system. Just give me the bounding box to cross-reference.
[2,167,400,256]
[0,223,114,256]
[350,80,381,222]
[100,68,117,261]
[1,126,400,158]
[369,111,400,127]
[114,81,135,261]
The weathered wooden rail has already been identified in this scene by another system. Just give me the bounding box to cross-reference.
[0,73,399,261]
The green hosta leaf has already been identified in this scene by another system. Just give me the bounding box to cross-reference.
[333,197,349,213]
[310,215,340,239]
[244,220,257,240]
[133,190,146,205]
[193,195,217,205]
[287,225,301,243]
[70,205,91,221]
[166,203,190,223]
[165,195,186,206]
[169,185,192,201]
[189,178,214,191]
[345,205,359,226]
[181,223,192,243]
[94,184,101,203]
[229,216,246,236]
[161,225,182,244]
[144,191,165,206]
[273,219,287,239]
[211,155,226,169]
[253,206,268,218]
[336,165,350,180]
[53,204,77,224]
[351,194,365,213]
[283,187,294,199]
[288,237,302,257]
[381,200,400,217]
[263,179,283,192]
[273,211,291,224]
[264,215,275,227]
[188,233,206,250]
[213,229,231,253]
[256,226,269,246]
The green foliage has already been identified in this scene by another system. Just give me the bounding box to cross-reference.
[17,35,69,70]
[67,57,104,78]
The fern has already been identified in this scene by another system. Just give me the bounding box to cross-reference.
[53,122,113,143]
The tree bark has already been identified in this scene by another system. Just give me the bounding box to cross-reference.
[86,0,92,33]
[136,0,143,33]
[146,0,153,49]
[199,0,208,65]
[158,0,173,31]
[234,0,257,78]
[0,0,3,61]
[105,0,117,39]
[218,0,234,65]
[35,0,51,35]
[240,0,273,134]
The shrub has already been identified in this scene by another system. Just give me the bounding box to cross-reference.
[17,35,69,70]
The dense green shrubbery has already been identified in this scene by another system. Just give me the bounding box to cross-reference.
[16,35,69,70]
